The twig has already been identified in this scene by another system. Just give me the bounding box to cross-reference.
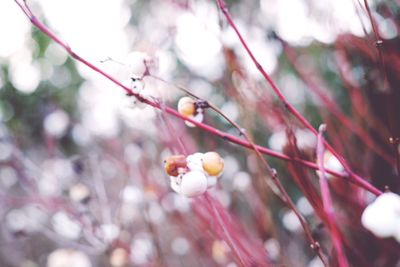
[14,0,382,196]
[361,0,400,177]
[214,0,382,196]
[280,40,394,165]
[317,125,349,267]
[204,193,247,267]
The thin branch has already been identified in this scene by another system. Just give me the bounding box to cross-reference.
[214,0,382,196]
[317,125,349,267]
[152,75,328,264]
[14,0,381,196]
[204,193,247,267]
[280,40,394,165]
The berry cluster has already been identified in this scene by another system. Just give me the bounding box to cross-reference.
[164,152,224,197]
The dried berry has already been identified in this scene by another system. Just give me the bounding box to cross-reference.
[164,155,187,177]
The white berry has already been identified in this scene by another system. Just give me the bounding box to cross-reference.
[180,171,208,197]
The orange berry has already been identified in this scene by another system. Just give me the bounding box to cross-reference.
[177,97,196,117]
[202,152,224,176]
[164,155,187,176]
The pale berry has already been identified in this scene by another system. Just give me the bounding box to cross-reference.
[184,112,204,128]
[202,152,224,177]
[170,174,183,194]
[69,183,91,204]
[180,171,208,197]
[110,248,129,267]
[177,97,196,117]
[186,153,205,172]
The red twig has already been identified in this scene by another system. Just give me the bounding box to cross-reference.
[203,193,248,267]
[214,0,382,195]
[317,125,349,267]
[14,0,382,196]
[361,0,400,177]
[281,41,394,165]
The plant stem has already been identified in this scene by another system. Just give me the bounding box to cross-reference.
[215,0,382,196]
[316,125,349,267]
[14,0,382,196]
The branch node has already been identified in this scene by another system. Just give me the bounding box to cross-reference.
[310,242,320,250]
[271,168,277,177]
[195,100,209,109]
[318,124,327,132]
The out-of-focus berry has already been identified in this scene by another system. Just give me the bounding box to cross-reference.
[110,248,130,267]
[361,192,400,243]
[47,249,91,267]
[69,183,91,204]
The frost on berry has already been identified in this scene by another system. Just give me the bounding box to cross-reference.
[361,192,400,243]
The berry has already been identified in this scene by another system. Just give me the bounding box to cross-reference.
[186,153,205,172]
[164,155,187,177]
[177,97,196,117]
[180,171,208,197]
[202,152,224,176]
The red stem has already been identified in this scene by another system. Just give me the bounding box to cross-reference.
[214,0,382,195]
[14,0,381,196]
[317,125,349,267]
[281,42,394,165]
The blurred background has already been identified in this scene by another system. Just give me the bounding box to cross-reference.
[0,0,399,266]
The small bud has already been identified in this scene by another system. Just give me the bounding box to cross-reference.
[164,155,187,177]
[180,171,208,197]
[177,97,196,117]
[202,152,224,177]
